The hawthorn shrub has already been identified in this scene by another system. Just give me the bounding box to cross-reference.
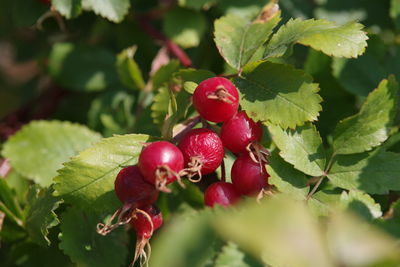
[1,0,400,266]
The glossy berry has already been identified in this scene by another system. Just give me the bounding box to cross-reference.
[178,128,224,176]
[131,205,163,239]
[204,182,240,207]
[220,111,263,154]
[139,141,184,185]
[114,165,159,207]
[231,154,269,196]
[193,77,239,123]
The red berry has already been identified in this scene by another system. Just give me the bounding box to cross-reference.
[178,128,224,176]
[204,182,240,207]
[231,154,269,196]
[220,111,262,154]
[131,205,163,239]
[138,141,184,187]
[114,165,159,207]
[193,77,239,123]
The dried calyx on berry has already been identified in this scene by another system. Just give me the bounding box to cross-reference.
[96,165,159,236]
[220,111,263,155]
[178,128,224,182]
[193,77,239,123]
[138,141,184,192]
[130,205,163,266]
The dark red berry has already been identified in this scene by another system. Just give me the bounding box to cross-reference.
[220,111,262,154]
[178,128,224,177]
[231,154,269,196]
[193,77,239,123]
[114,165,159,207]
[131,205,163,239]
[204,182,240,207]
[138,141,184,187]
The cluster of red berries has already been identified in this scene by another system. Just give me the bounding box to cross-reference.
[97,77,270,265]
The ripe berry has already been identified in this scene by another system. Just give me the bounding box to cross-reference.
[204,182,240,207]
[220,111,262,154]
[131,205,163,239]
[178,128,224,178]
[114,165,159,207]
[193,77,239,123]
[138,141,184,190]
[231,154,269,196]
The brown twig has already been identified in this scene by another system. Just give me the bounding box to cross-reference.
[137,15,192,67]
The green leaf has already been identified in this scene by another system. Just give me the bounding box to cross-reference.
[151,86,170,126]
[308,190,342,217]
[88,91,135,136]
[215,242,262,267]
[53,134,150,213]
[48,42,118,91]
[327,211,400,266]
[340,190,382,219]
[59,208,128,267]
[214,3,281,70]
[328,151,400,194]
[116,46,145,90]
[391,0,400,29]
[25,186,62,246]
[376,200,400,238]
[12,0,48,27]
[178,0,216,10]
[163,7,207,48]
[175,68,215,84]
[149,209,221,267]
[332,52,387,97]
[151,60,180,91]
[2,121,101,187]
[52,0,82,19]
[83,0,130,23]
[215,198,333,267]
[268,123,326,177]
[235,61,322,129]
[264,18,368,59]
[266,151,309,200]
[332,76,399,155]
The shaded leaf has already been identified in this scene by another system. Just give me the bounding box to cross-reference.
[328,151,400,194]
[2,121,101,187]
[48,43,118,91]
[149,209,221,267]
[25,186,62,246]
[340,190,382,219]
[376,200,400,238]
[332,76,398,154]
[266,151,309,200]
[152,60,180,91]
[164,7,207,48]
[59,208,128,267]
[235,61,322,129]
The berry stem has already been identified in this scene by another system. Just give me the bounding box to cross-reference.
[220,160,226,182]
[306,175,325,201]
[137,15,192,67]
[172,115,201,143]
